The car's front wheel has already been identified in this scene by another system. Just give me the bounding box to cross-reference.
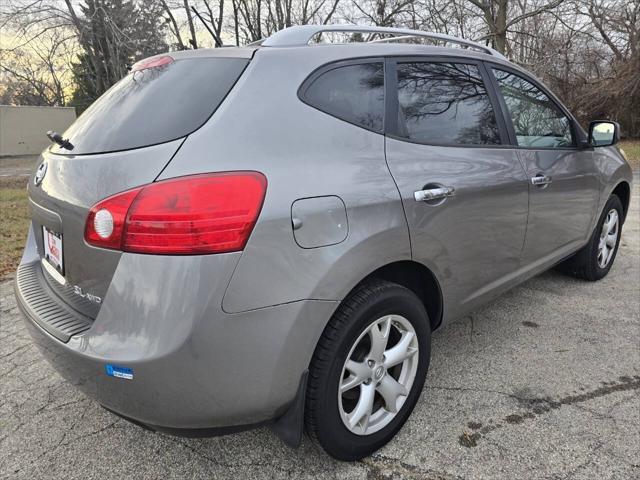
[305,279,431,460]
[560,194,624,281]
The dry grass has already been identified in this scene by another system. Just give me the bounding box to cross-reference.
[619,140,640,169]
[0,177,30,278]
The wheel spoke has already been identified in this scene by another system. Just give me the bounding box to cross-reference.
[376,375,408,413]
[347,382,376,432]
[340,374,363,393]
[345,359,370,380]
[607,212,618,233]
[368,317,391,362]
[383,331,417,369]
[598,245,608,267]
[605,233,617,248]
[341,360,369,393]
[605,245,615,265]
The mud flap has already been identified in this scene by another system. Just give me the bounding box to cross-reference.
[270,370,308,448]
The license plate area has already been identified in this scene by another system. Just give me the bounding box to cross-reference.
[42,226,64,276]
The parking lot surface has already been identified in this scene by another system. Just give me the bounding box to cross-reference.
[1,180,638,479]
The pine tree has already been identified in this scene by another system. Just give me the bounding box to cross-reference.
[70,0,168,112]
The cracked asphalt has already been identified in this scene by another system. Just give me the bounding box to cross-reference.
[1,177,638,479]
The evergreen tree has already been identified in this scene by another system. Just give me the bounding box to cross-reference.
[70,0,168,112]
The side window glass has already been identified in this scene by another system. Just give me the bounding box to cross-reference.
[492,69,574,148]
[396,62,501,145]
[303,63,384,132]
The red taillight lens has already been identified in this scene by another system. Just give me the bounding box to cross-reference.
[84,172,267,254]
[85,188,142,250]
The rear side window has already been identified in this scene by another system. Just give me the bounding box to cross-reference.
[301,63,384,132]
[396,62,501,145]
[54,57,248,155]
[492,69,573,148]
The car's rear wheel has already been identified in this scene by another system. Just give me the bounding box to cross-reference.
[305,279,431,460]
[559,194,624,281]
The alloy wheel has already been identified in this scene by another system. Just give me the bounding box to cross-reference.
[597,209,619,268]
[338,315,419,435]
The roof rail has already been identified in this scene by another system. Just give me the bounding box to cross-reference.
[260,25,505,59]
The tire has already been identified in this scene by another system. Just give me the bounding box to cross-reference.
[559,194,624,281]
[305,279,431,461]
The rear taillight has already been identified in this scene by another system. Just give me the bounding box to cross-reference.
[84,172,267,254]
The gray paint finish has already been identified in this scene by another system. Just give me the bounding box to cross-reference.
[17,245,338,428]
[385,140,529,319]
[518,148,600,263]
[28,140,184,318]
[14,31,634,438]
[291,196,348,248]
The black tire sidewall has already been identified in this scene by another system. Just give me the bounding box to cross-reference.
[311,284,431,460]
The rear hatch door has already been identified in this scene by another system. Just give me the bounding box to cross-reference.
[28,55,249,318]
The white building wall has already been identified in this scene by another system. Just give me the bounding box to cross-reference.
[0,105,76,156]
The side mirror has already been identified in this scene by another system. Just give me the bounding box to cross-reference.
[588,121,620,147]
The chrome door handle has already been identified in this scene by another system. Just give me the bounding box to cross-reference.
[414,186,455,202]
[531,174,552,186]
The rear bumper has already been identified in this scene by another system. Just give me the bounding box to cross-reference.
[14,250,337,432]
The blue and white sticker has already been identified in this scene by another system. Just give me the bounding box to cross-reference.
[105,364,133,380]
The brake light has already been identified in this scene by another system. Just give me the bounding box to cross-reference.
[84,172,267,254]
[131,55,173,72]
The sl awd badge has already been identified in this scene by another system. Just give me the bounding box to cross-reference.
[73,285,102,304]
[34,161,47,186]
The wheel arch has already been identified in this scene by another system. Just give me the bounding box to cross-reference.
[611,180,631,223]
[338,260,444,332]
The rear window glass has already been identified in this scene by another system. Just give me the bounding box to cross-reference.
[301,63,384,132]
[53,57,248,155]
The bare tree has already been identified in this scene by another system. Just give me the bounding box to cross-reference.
[0,28,76,106]
[1,0,637,134]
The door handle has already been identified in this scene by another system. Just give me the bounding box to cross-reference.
[414,186,455,202]
[531,174,552,187]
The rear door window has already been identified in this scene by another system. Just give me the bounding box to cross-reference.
[395,62,501,145]
[53,57,248,155]
[301,62,385,132]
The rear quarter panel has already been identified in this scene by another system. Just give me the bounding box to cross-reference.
[157,47,410,313]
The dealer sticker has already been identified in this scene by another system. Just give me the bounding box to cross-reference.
[105,364,133,380]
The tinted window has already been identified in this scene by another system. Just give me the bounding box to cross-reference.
[493,69,573,148]
[303,63,384,132]
[53,57,248,155]
[396,62,501,145]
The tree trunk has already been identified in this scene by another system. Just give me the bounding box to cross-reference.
[184,0,198,48]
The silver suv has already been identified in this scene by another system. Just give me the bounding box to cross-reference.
[15,25,633,460]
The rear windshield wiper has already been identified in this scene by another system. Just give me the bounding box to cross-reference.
[46,130,74,150]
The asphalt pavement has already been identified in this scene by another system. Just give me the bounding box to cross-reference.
[1,175,638,479]
[0,156,39,178]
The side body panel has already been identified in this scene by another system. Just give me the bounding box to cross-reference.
[517,148,600,265]
[385,139,529,320]
[482,60,632,280]
[158,47,411,313]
